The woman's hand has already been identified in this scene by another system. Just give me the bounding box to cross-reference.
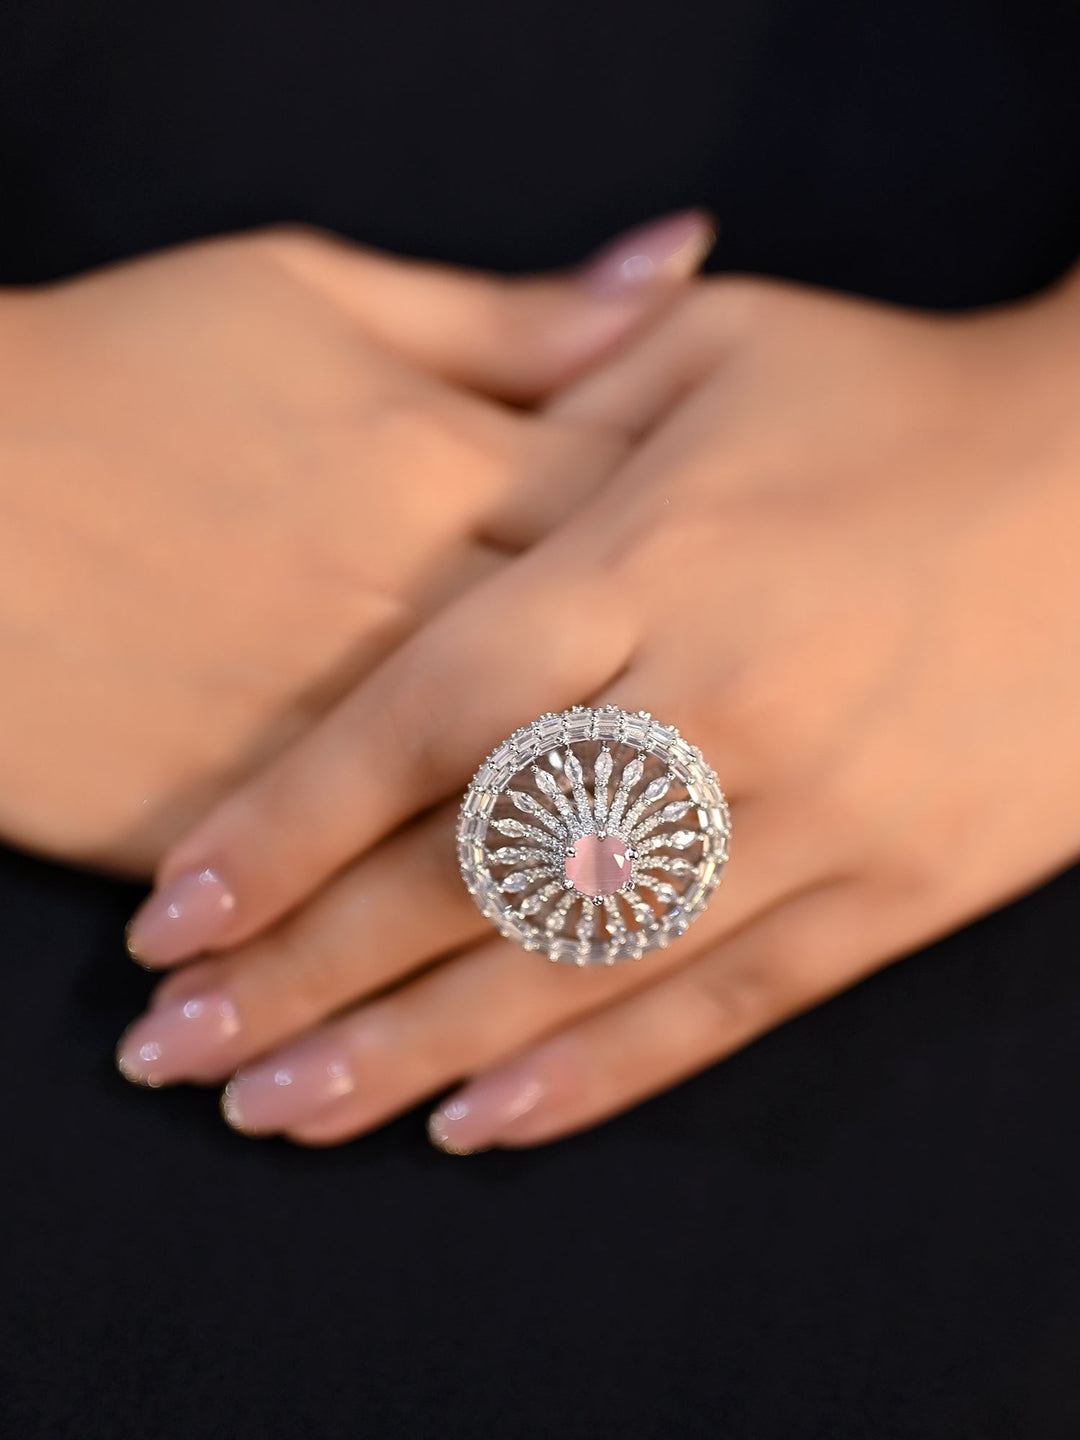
[117,266,1080,1151]
[0,212,712,870]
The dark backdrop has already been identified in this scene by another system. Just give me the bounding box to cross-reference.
[2,2,1080,1436]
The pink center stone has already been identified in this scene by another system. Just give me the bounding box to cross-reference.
[565,835,632,898]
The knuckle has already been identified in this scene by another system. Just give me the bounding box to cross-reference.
[691,907,839,1036]
[697,274,774,332]
[272,940,344,1021]
[476,276,530,352]
[365,660,450,793]
[250,221,336,259]
[179,225,340,290]
[362,394,493,493]
[598,483,705,582]
[718,653,804,758]
[363,393,450,455]
[688,956,777,1039]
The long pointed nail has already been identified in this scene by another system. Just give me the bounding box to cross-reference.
[116,989,241,1087]
[221,1036,356,1136]
[126,868,236,966]
[579,209,717,299]
[427,1063,548,1156]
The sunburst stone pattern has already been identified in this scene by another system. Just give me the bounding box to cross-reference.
[457,706,731,966]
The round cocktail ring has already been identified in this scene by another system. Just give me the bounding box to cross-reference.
[457,705,730,966]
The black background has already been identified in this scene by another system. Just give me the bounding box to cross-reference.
[2,1,1080,1435]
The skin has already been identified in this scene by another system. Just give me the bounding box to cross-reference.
[0,224,673,871]
[128,263,1080,1149]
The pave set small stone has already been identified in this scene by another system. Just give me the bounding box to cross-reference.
[457,706,731,967]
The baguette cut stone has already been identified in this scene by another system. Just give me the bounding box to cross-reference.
[565,835,632,898]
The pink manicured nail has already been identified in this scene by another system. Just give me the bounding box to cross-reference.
[579,209,717,299]
[126,868,236,966]
[116,989,241,1087]
[221,1036,356,1136]
[427,1063,548,1156]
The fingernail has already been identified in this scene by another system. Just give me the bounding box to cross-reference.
[126,868,236,966]
[116,989,241,1087]
[427,1063,548,1156]
[221,1036,356,1136]
[579,209,717,299]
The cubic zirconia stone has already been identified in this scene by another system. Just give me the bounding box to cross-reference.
[565,711,592,742]
[565,835,632,898]
[595,711,621,740]
[622,714,650,746]
[536,716,565,747]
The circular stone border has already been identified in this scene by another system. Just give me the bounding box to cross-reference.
[457,705,731,966]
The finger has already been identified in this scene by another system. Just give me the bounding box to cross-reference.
[126,543,641,966]
[545,278,759,437]
[590,656,764,810]
[425,880,905,1151]
[117,783,811,1096]
[212,796,812,1139]
[116,785,782,1094]
[116,800,491,1086]
[470,411,630,553]
[260,211,716,402]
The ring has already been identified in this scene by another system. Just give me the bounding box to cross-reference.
[457,705,731,966]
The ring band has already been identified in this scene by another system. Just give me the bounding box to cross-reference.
[457,705,730,966]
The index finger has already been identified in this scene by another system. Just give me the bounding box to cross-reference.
[126,540,637,966]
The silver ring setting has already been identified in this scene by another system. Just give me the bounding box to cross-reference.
[457,705,731,966]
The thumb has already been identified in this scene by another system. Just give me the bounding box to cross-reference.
[264,210,716,402]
